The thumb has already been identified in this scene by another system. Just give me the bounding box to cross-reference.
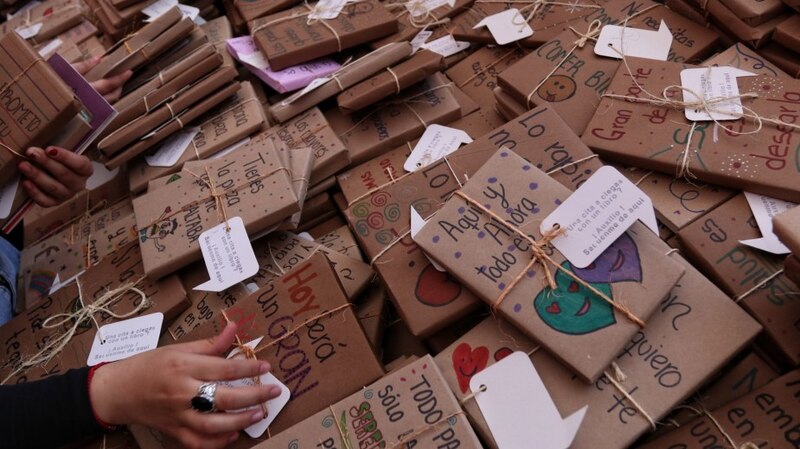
[73,56,101,76]
[180,322,238,356]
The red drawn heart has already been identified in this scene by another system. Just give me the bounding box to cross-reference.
[415,263,462,307]
[568,281,579,293]
[452,343,489,393]
[546,302,561,314]
[494,347,513,361]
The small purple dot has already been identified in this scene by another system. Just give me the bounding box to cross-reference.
[454,251,462,258]
[480,265,487,272]
[500,152,508,157]
[498,283,506,290]
[532,207,540,213]
[484,204,492,209]
[506,207,514,214]
[507,244,516,252]
[458,207,465,214]
[513,304,522,312]
[529,183,538,190]
[526,270,536,278]
[555,199,562,205]
[478,231,485,238]
[488,177,497,183]
[523,165,531,171]
[432,236,440,243]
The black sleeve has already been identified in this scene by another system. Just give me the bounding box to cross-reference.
[0,367,104,449]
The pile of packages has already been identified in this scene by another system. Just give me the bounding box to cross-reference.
[0,0,799,446]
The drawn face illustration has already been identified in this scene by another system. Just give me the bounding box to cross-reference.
[452,342,489,393]
[572,233,642,283]
[415,263,462,306]
[536,75,577,102]
[534,262,615,335]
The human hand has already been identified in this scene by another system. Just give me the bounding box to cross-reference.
[73,56,132,103]
[19,147,94,208]
[89,323,281,449]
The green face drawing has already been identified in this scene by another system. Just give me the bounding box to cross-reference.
[534,263,615,335]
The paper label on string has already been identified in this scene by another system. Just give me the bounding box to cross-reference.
[594,21,672,61]
[0,176,20,220]
[308,0,348,19]
[740,192,796,255]
[239,49,270,70]
[177,3,200,20]
[15,22,42,39]
[680,67,755,121]
[406,0,453,17]
[244,282,259,293]
[38,38,63,57]
[421,36,470,57]
[222,337,291,438]
[145,128,199,167]
[49,271,83,295]
[470,352,587,449]
[410,207,446,271]
[473,9,533,45]
[86,162,120,190]
[281,76,330,105]
[541,166,658,268]
[195,217,259,292]
[404,124,472,172]
[298,232,314,241]
[411,30,433,52]
[87,313,164,366]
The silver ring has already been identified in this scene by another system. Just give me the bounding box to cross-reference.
[191,382,217,413]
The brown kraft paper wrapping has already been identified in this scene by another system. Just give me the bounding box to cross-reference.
[775,14,800,50]
[678,193,800,366]
[132,142,299,280]
[244,355,482,449]
[267,42,413,124]
[493,86,528,121]
[356,283,387,353]
[785,255,800,287]
[715,0,787,26]
[370,0,475,48]
[636,370,800,449]
[434,249,761,449]
[127,81,266,193]
[0,31,80,186]
[135,253,384,448]
[704,43,792,79]
[337,49,446,114]
[760,43,800,79]
[694,0,791,48]
[249,0,398,71]
[611,163,736,233]
[497,0,719,134]
[0,0,88,43]
[581,57,800,202]
[167,230,372,340]
[327,73,462,166]
[235,0,300,22]
[774,206,800,255]
[1,241,189,386]
[445,45,530,109]
[343,105,604,338]
[415,149,684,381]
[315,224,363,260]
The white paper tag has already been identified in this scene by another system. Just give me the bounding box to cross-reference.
[297,232,315,241]
[38,38,63,57]
[87,313,164,366]
[410,207,445,271]
[740,192,796,255]
[421,36,470,57]
[594,20,672,61]
[222,337,291,438]
[679,67,756,121]
[404,124,472,172]
[410,30,433,53]
[541,166,658,268]
[0,176,20,220]
[407,0,453,17]
[177,3,199,20]
[308,0,348,19]
[15,22,43,39]
[86,162,120,190]
[142,0,178,20]
[49,271,83,295]
[281,76,330,105]
[239,50,270,70]
[145,128,199,167]
[470,352,587,449]
[473,9,533,45]
[194,217,259,292]
[244,282,259,293]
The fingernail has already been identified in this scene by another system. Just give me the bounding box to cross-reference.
[47,147,58,157]
[259,362,270,373]
[251,411,264,423]
[26,148,36,158]
[270,386,282,397]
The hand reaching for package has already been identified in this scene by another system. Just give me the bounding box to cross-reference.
[73,56,133,104]
[18,147,94,208]
[89,322,281,449]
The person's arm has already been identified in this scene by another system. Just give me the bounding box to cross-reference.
[0,323,279,449]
